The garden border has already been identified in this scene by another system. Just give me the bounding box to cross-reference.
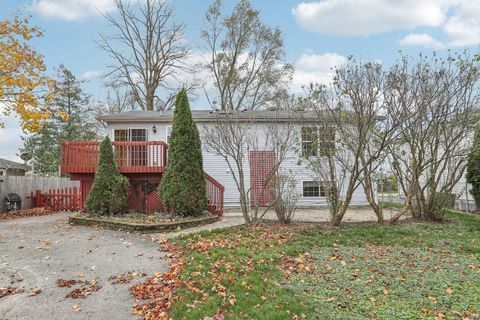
[68,215,220,233]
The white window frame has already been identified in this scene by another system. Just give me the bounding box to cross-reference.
[301,127,318,157]
[113,128,149,142]
[302,180,326,198]
[300,126,336,157]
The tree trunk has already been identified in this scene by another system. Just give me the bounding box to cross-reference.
[389,193,413,225]
[145,86,155,111]
[362,166,385,224]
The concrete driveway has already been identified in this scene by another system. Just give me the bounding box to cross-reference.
[0,213,168,320]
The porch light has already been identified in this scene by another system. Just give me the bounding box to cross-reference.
[152,125,157,133]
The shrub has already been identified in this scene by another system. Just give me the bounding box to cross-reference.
[159,89,207,216]
[273,174,298,224]
[85,136,130,214]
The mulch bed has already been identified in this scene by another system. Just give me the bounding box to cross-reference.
[0,208,55,220]
[69,215,220,233]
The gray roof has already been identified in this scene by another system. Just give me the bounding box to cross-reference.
[0,158,27,171]
[99,109,332,123]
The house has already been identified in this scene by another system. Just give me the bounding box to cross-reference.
[0,158,28,177]
[60,110,370,214]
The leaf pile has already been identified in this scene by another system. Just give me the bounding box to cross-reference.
[65,281,102,299]
[0,208,51,220]
[130,241,185,320]
[57,278,102,299]
[56,279,78,288]
[108,272,139,285]
[0,287,24,298]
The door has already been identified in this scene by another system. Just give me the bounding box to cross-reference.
[114,129,129,167]
[250,151,276,207]
[130,129,147,167]
[114,129,148,168]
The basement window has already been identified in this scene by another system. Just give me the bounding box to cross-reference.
[302,181,326,197]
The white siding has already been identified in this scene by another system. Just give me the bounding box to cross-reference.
[106,121,370,207]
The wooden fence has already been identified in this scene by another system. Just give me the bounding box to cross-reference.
[30,187,81,211]
[0,175,79,213]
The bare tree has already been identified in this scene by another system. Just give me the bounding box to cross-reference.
[299,87,361,226]
[203,110,298,225]
[94,85,136,132]
[303,59,411,225]
[333,60,405,224]
[201,0,293,111]
[98,0,189,111]
[386,52,480,223]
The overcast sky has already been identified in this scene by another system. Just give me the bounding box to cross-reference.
[1,0,480,161]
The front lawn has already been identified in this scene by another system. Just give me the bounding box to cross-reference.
[139,211,480,319]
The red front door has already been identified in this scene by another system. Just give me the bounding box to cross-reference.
[250,151,275,207]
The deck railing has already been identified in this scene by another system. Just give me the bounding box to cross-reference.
[205,172,225,216]
[61,141,168,174]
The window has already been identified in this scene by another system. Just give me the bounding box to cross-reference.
[301,127,336,157]
[301,127,317,157]
[114,129,147,142]
[166,126,172,143]
[319,128,336,156]
[302,181,326,197]
[130,129,147,142]
[114,129,128,142]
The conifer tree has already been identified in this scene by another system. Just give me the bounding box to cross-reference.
[85,136,130,214]
[159,89,207,215]
[466,128,480,211]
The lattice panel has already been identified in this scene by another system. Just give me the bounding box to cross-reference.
[127,180,163,213]
[250,151,276,207]
[80,178,163,213]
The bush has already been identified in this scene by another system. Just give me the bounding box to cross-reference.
[85,136,130,214]
[273,174,298,224]
[159,89,207,216]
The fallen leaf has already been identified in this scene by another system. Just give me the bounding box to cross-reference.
[28,289,42,297]
[0,287,24,298]
[65,283,102,299]
[56,279,77,288]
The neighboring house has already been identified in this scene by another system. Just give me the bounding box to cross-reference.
[60,110,370,213]
[0,158,28,177]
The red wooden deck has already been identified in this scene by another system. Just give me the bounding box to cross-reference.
[60,140,225,216]
[61,141,168,174]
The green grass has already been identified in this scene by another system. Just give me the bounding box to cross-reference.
[168,211,480,319]
[379,201,404,210]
